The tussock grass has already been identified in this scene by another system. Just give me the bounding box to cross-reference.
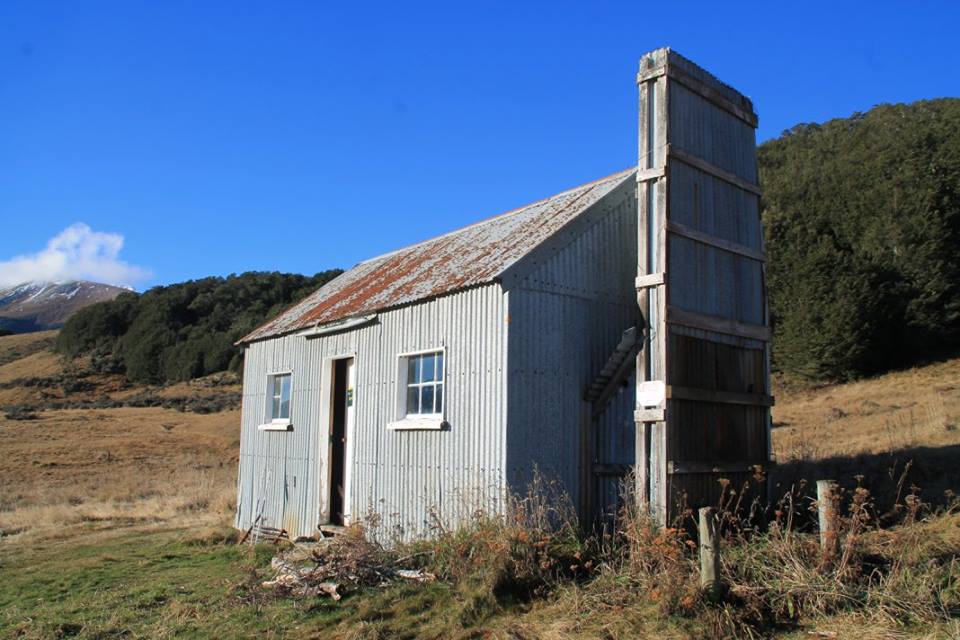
[772,357,960,462]
[0,466,236,541]
[262,472,960,638]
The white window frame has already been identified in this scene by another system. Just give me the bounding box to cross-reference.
[259,370,293,431]
[388,346,446,431]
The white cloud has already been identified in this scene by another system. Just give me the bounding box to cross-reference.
[0,223,151,288]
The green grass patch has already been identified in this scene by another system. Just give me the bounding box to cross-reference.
[0,529,490,640]
[0,529,343,639]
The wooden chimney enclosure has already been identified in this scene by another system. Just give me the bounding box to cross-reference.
[634,49,772,525]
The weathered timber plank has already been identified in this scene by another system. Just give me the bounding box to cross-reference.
[668,146,762,196]
[666,221,765,262]
[634,408,665,422]
[636,68,667,84]
[667,306,771,342]
[653,72,670,526]
[668,460,766,475]
[666,385,774,407]
[638,64,758,128]
[636,167,666,182]
[635,272,665,289]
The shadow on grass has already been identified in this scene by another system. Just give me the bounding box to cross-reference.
[771,443,960,517]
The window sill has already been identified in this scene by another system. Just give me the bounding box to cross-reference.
[387,417,445,431]
[258,421,292,432]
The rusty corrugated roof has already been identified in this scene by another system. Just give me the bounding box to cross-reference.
[241,168,635,343]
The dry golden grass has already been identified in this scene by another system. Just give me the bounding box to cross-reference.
[0,330,59,383]
[770,359,960,511]
[0,332,240,543]
[0,348,61,384]
[772,358,960,462]
[0,330,56,361]
[0,406,239,541]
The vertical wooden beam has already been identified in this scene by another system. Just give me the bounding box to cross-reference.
[635,66,653,515]
[636,51,671,526]
[654,70,670,525]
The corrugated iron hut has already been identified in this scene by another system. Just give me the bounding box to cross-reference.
[234,48,770,540]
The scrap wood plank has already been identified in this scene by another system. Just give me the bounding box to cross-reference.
[667,306,771,342]
[666,221,765,262]
[241,517,291,545]
[668,146,762,196]
[666,384,774,407]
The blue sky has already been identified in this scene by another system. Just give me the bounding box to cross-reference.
[1,1,958,289]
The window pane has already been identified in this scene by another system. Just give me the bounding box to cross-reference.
[435,383,443,413]
[436,353,443,379]
[408,356,420,384]
[406,385,420,414]
[270,374,291,420]
[421,384,434,414]
[422,353,435,382]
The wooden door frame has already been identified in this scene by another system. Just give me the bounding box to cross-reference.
[319,352,356,526]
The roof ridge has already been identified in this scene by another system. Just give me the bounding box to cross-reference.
[357,167,635,266]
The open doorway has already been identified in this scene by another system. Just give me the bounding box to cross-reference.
[328,357,354,526]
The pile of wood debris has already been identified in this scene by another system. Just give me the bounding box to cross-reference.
[261,533,435,600]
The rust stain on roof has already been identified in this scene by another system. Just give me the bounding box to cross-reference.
[241,168,635,343]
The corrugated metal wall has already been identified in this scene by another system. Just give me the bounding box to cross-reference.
[505,180,638,515]
[594,371,637,517]
[235,283,508,541]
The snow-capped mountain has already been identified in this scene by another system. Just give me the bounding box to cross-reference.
[0,281,131,333]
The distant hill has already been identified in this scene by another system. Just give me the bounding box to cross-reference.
[0,281,129,334]
[56,270,343,384]
[760,98,960,381]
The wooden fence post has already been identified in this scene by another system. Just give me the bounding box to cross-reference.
[817,479,839,564]
[699,507,722,600]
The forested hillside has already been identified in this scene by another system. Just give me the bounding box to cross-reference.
[760,98,960,381]
[55,270,342,383]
